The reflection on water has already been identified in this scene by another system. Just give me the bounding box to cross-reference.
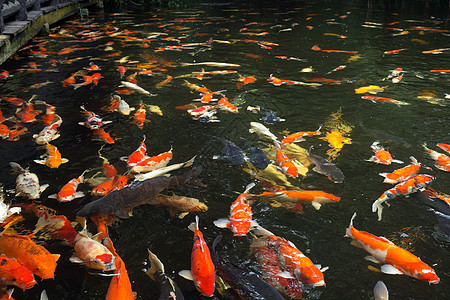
[0,0,449,299]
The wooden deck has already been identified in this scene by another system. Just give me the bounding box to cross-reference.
[0,0,100,65]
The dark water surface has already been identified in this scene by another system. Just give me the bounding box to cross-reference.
[0,1,449,299]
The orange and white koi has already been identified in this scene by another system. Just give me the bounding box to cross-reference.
[15,99,41,123]
[179,216,215,297]
[361,95,409,106]
[384,48,407,54]
[326,65,346,74]
[34,143,69,168]
[268,74,284,86]
[33,114,62,144]
[276,147,298,178]
[422,48,450,54]
[436,143,450,154]
[217,97,238,113]
[70,231,116,271]
[281,126,322,145]
[213,183,257,236]
[252,226,326,286]
[423,144,450,172]
[379,156,422,184]
[126,136,147,167]
[366,142,403,165]
[187,105,214,118]
[372,174,435,220]
[35,100,57,125]
[130,147,173,173]
[48,170,86,202]
[345,213,440,283]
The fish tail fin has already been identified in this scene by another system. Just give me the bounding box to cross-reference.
[345,212,356,237]
[316,125,323,134]
[372,200,384,221]
[410,156,419,165]
[244,182,256,194]
[10,162,25,174]
[251,224,274,237]
[188,215,199,232]
[146,249,164,281]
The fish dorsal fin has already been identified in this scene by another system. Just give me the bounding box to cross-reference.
[178,270,194,281]
[379,236,395,245]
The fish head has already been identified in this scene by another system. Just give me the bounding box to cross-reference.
[194,274,215,297]
[87,252,116,271]
[33,256,58,279]
[0,256,36,289]
[410,264,440,284]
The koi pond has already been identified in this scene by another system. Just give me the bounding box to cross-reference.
[0,0,449,299]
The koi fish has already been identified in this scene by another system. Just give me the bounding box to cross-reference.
[422,48,450,54]
[104,238,136,300]
[423,144,450,172]
[309,78,341,85]
[251,226,326,286]
[130,147,173,173]
[214,183,257,236]
[249,122,279,144]
[119,81,155,96]
[34,143,69,168]
[372,174,435,220]
[384,48,406,54]
[276,146,298,178]
[155,75,173,89]
[35,100,57,125]
[33,114,62,144]
[125,136,147,167]
[69,231,116,271]
[281,126,322,145]
[320,129,351,151]
[134,156,197,182]
[379,156,421,184]
[236,75,256,89]
[145,249,184,299]
[131,104,146,129]
[117,66,126,77]
[72,73,99,90]
[62,71,80,87]
[308,149,344,183]
[345,213,439,283]
[0,255,36,290]
[212,137,246,166]
[217,97,238,113]
[115,96,135,115]
[150,193,208,218]
[239,138,270,170]
[211,235,285,299]
[437,143,450,154]
[78,166,202,219]
[355,85,387,94]
[250,190,340,211]
[15,98,41,123]
[0,95,25,106]
[326,65,346,74]
[361,96,410,106]
[48,170,86,202]
[187,105,214,118]
[367,142,403,165]
[252,245,303,299]
[10,162,48,199]
[179,216,215,297]
[91,128,115,144]
[180,62,240,67]
[0,70,11,79]
[0,232,59,279]
[79,105,112,129]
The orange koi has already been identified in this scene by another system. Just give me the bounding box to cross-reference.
[236,75,256,89]
[34,143,69,168]
[48,170,86,202]
[117,66,126,77]
[104,238,137,300]
[268,74,284,86]
[281,126,322,145]
[0,255,36,290]
[430,69,450,73]
[252,226,326,286]
[345,213,439,283]
[423,144,450,172]
[179,216,215,297]
[0,95,24,106]
[132,105,147,129]
[70,232,116,271]
[126,136,147,166]
[276,147,298,178]
[379,156,421,184]
[62,72,79,87]
[253,246,303,299]
[0,232,59,279]
[384,48,406,54]
[0,69,10,79]
[130,147,173,173]
[35,100,57,126]
[4,124,27,141]
[214,183,257,236]
[91,128,115,144]
[102,95,121,112]
[437,143,450,154]
[309,78,341,84]
[15,100,41,123]
[155,75,173,89]
[372,175,435,220]
[361,95,409,106]
[217,97,238,113]
[366,141,403,165]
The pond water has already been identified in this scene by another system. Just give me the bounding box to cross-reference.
[0,0,449,299]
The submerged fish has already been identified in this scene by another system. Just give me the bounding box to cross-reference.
[10,162,49,199]
[77,167,203,219]
[240,138,270,170]
[211,235,285,300]
[307,149,344,183]
[212,137,246,166]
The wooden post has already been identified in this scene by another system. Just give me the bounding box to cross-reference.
[0,0,4,34]
[17,0,27,21]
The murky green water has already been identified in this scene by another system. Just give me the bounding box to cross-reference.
[0,1,449,299]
